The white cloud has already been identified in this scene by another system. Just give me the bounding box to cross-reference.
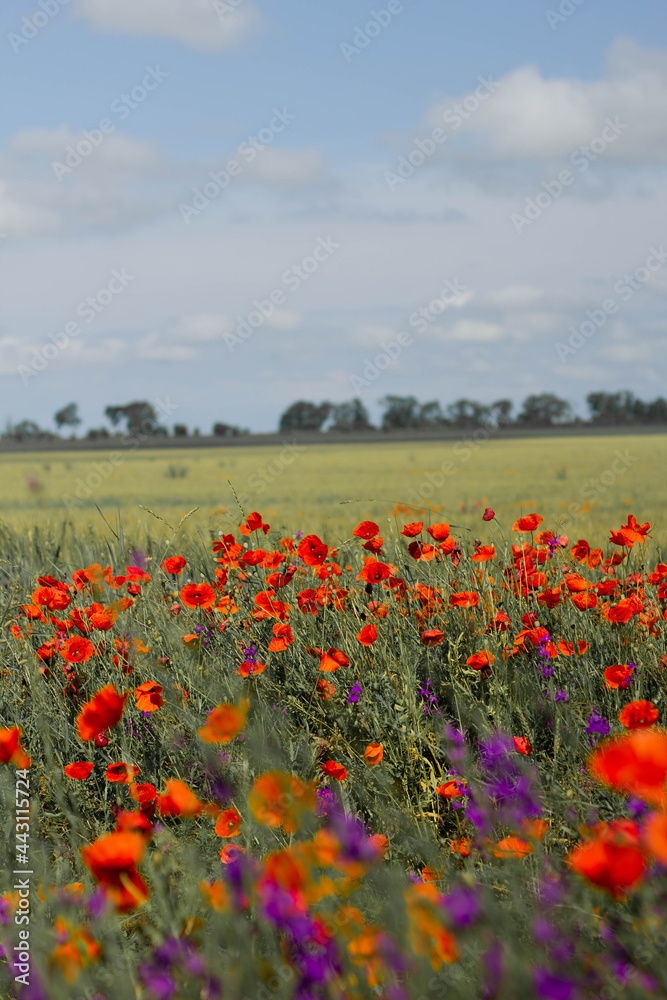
[246,148,329,188]
[490,285,542,307]
[436,319,504,342]
[71,0,261,52]
[418,38,667,165]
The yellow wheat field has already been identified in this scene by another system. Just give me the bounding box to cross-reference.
[0,434,663,548]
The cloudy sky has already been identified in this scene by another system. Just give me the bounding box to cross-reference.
[1,0,666,433]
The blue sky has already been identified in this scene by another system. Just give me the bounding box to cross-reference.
[1,0,666,432]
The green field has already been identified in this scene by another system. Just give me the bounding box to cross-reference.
[0,433,663,546]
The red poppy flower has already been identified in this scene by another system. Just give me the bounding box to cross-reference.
[321,760,347,781]
[512,514,543,532]
[76,685,128,742]
[180,583,216,610]
[567,819,647,899]
[353,521,379,540]
[472,545,495,562]
[319,648,350,672]
[356,624,377,646]
[106,762,139,784]
[359,560,391,584]
[450,591,479,608]
[0,727,31,769]
[619,701,659,729]
[512,737,532,756]
[65,762,94,780]
[436,780,466,798]
[571,592,598,611]
[482,508,495,521]
[215,807,242,838]
[60,636,95,664]
[492,837,533,859]
[317,678,336,700]
[162,555,187,575]
[466,651,495,670]
[268,623,294,652]
[198,700,248,744]
[129,783,157,805]
[297,534,328,567]
[401,522,423,537]
[408,541,436,561]
[88,608,116,631]
[426,523,450,541]
[254,591,290,621]
[588,729,667,806]
[241,549,266,567]
[421,629,445,647]
[239,512,270,536]
[451,838,472,856]
[81,831,149,912]
[135,682,165,712]
[220,844,246,864]
[157,779,207,817]
[363,537,384,553]
[364,743,383,766]
[604,665,634,690]
[236,660,267,677]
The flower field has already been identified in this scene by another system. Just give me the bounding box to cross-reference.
[1,503,667,999]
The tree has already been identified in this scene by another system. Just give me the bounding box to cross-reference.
[213,422,247,437]
[328,399,373,433]
[418,401,448,426]
[54,403,81,432]
[517,394,572,427]
[279,401,332,432]
[586,392,636,425]
[173,424,188,437]
[379,396,421,430]
[489,399,514,426]
[105,402,165,437]
[444,399,490,427]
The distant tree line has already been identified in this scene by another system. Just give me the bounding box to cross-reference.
[2,391,667,444]
[278,391,667,432]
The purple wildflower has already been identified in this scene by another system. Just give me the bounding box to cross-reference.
[587,708,610,745]
[532,967,576,1000]
[442,884,481,927]
[347,683,362,704]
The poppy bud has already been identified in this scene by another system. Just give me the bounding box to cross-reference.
[482,508,495,521]
[95,733,109,748]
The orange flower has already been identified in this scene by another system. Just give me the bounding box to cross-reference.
[364,743,383,766]
[239,511,270,536]
[426,523,450,541]
[401,522,423,537]
[88,608,117,631]
[180,583,216,610]
[268,623,294,652]
[64,762,94,780]
[129,783,157,805]
[491,836,532,859]
[571,591,598,611]
[215,807,242,838]
[359,560,391,585]
[619,700,659,729]
[80,831,149,912]
[157,778,207,817]
[353,521,379,540]
[236,660,267,677]
[512,514,543,532]
[319,648,350,672]
[0,727,31,768]
[162,555,187,575]
[356,624,377,646]
[76,685,128,742]
[198,700,248,744]
[408,541,436,561]
[449,591,479,608]
[135,681,165,712]
[421,629,445,647]
[567,819,647,898]
[450,838,471,857]
[466,651,495,670]
[588,729,667,807]
[604,664,634,690]
[297,534,328,567]
[60,636,95,664]
[436,780,466,799]
[106,762,139,784]
[249,771,316,833]
[317,678,336,700]
[512,737,532,755]
[643,811,667,864]
[321,760,347,781]
[220,844,246,864]
[472,545,495,562]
